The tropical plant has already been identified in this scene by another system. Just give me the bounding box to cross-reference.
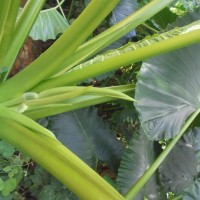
[0,0,200,199]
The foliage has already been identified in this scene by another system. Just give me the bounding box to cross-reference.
[0,0,200,200]
[0,140,30,199]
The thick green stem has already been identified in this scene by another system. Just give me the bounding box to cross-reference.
[2,0,45,80]
[124,108,200,200]
[0,0,120,102]
[0,1,12,44]
[0,119,125,200]
[0,0,20,72]
[32,29,200,92]
[55,0,175,75]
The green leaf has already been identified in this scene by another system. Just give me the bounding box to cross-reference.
[159,133,198,195]
[103,176,118,190]
[37,185,56,200]
[183,179,200,200]
[135,6,200,140]
[0,140,15,158]
[2,178,17,196]
[27,165,78,200]
[29,9,69,41]
[0,178,4,191]
[159,128,200,198]
[151,7,178,29]
[3,166,11,173]
[192,130,200,164]
[48,107,124,171]
[135,42,200,140]
[116,131,165,199]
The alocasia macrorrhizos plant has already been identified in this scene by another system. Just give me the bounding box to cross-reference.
[0,0,200,199]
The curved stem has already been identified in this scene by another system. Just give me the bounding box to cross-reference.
[0,118,125,200]
[141,22,159,33]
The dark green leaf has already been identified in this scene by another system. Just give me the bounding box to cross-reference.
[103,176,118,190]
[135,43,200,140]
[37,185,56,200]
[183,179,200,200]
[159,133,197,195]
[116,131,166,199]
[152,7,178,29]
[192,129,200,164]
[0,140,15,159]
[159,128,200,197]
[48,107,124,171]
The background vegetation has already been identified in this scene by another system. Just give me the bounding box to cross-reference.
[0,0,200,199]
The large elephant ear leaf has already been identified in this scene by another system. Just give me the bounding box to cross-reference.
[116,131,166,200]
[135,5,200,140]
[135,43,200,140]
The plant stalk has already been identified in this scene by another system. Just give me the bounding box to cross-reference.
[32,29,200,92]
[55,0,175,75]
[0,118,125,200]
[0,0,120,102]
[2,0,45,80]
